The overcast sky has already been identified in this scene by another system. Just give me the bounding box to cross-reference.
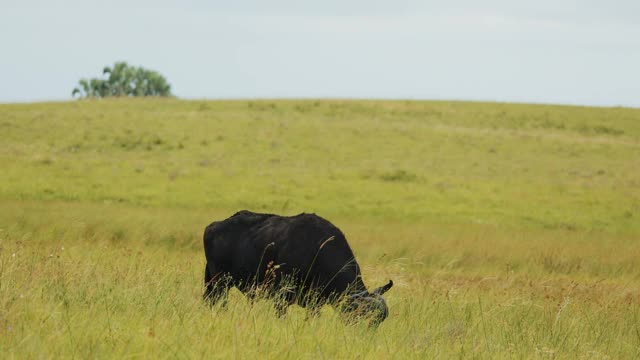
[2,1,639,107]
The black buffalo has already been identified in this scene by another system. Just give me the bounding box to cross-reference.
[203,210,393,325]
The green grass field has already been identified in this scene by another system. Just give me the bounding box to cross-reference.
[1,99,639,358]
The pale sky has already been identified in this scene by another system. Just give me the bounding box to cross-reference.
[2,1,639,107]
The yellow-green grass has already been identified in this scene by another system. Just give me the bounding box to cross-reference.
[1,99,639,358]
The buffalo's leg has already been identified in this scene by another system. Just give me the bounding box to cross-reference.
[203,263,230,307]
[305,305,321,320]
[274,300,289,318]
[273,286,295,318]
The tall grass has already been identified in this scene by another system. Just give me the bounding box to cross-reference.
[1,99,639,358]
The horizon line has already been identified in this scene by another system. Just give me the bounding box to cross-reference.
[0,96,637,110]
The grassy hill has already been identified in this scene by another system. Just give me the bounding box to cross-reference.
[1,99,639,358]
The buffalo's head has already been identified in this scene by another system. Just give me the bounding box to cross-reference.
[342,280,393,326]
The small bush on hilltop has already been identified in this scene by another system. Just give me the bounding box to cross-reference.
[72,61,172,98]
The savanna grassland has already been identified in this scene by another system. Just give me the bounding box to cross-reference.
[1,99,639,358]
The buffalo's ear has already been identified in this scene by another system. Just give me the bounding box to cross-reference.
[372,280,393,296]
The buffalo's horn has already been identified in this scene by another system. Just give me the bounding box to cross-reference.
[372,280,393,296]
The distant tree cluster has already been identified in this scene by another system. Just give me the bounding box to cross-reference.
[72,62,172,98]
